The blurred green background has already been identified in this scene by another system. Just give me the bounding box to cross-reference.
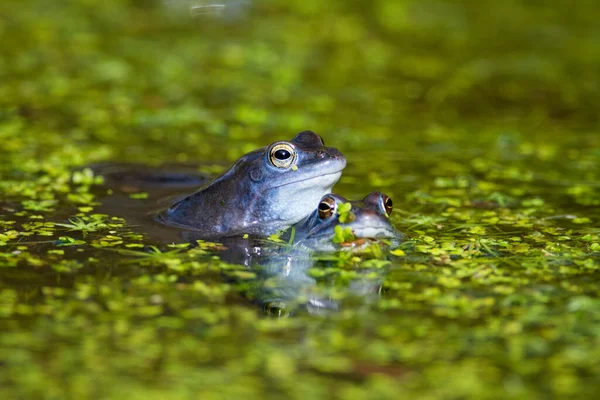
[1,0,600,399]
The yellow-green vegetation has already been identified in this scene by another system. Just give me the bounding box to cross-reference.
[332,225,357,244]
[2,0,600,399]
[337,203,355,224]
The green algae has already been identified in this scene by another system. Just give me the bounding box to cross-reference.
[2,0,600,399]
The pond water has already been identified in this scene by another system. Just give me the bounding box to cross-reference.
[2,0,600,398]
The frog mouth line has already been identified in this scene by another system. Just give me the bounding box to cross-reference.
[270,170,344,189]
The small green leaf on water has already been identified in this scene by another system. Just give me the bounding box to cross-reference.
[338,202,351,214]
[573,217,591,224]
[332,225,344,243]
[333,225,356,244]
[55,217,107,236]
[267,232,285,243]
[522,198,545,207]
[129,192,148,199]
[367,243,384,259]
[469,226,487,235]
[422,236,435,243]
[338,202,355,223]
[168,243,190,249]
[67,193,95,205]
[22,199,57,212]
[72,168,104,185]
[57,236,85,246]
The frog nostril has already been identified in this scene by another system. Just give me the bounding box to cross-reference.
[315,150,326,159]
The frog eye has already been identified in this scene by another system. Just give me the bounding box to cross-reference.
[318,196,337,219]
[264,301,290,318]
[382,195,393,215]
[269,143,297,168]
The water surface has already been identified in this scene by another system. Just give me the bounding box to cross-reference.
[1,0,600,398]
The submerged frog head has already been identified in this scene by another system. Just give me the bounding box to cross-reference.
[161,130,346,238]
[291,191,402,251]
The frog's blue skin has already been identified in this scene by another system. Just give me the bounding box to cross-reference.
[286,191,402,251]
[255,192,402,315]
[213,192,403,316]
[159,131,346,238]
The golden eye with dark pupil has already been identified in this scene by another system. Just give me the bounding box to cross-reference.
[383,195,393,215]
[318,198,336,219]
[269,143,296,168]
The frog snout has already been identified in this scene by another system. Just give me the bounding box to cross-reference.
[324,148,346,163]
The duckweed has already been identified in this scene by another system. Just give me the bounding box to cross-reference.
[1,0,600,399]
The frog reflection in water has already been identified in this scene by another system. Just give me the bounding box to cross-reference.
[219,192,403,316]
[158,130,346,238]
